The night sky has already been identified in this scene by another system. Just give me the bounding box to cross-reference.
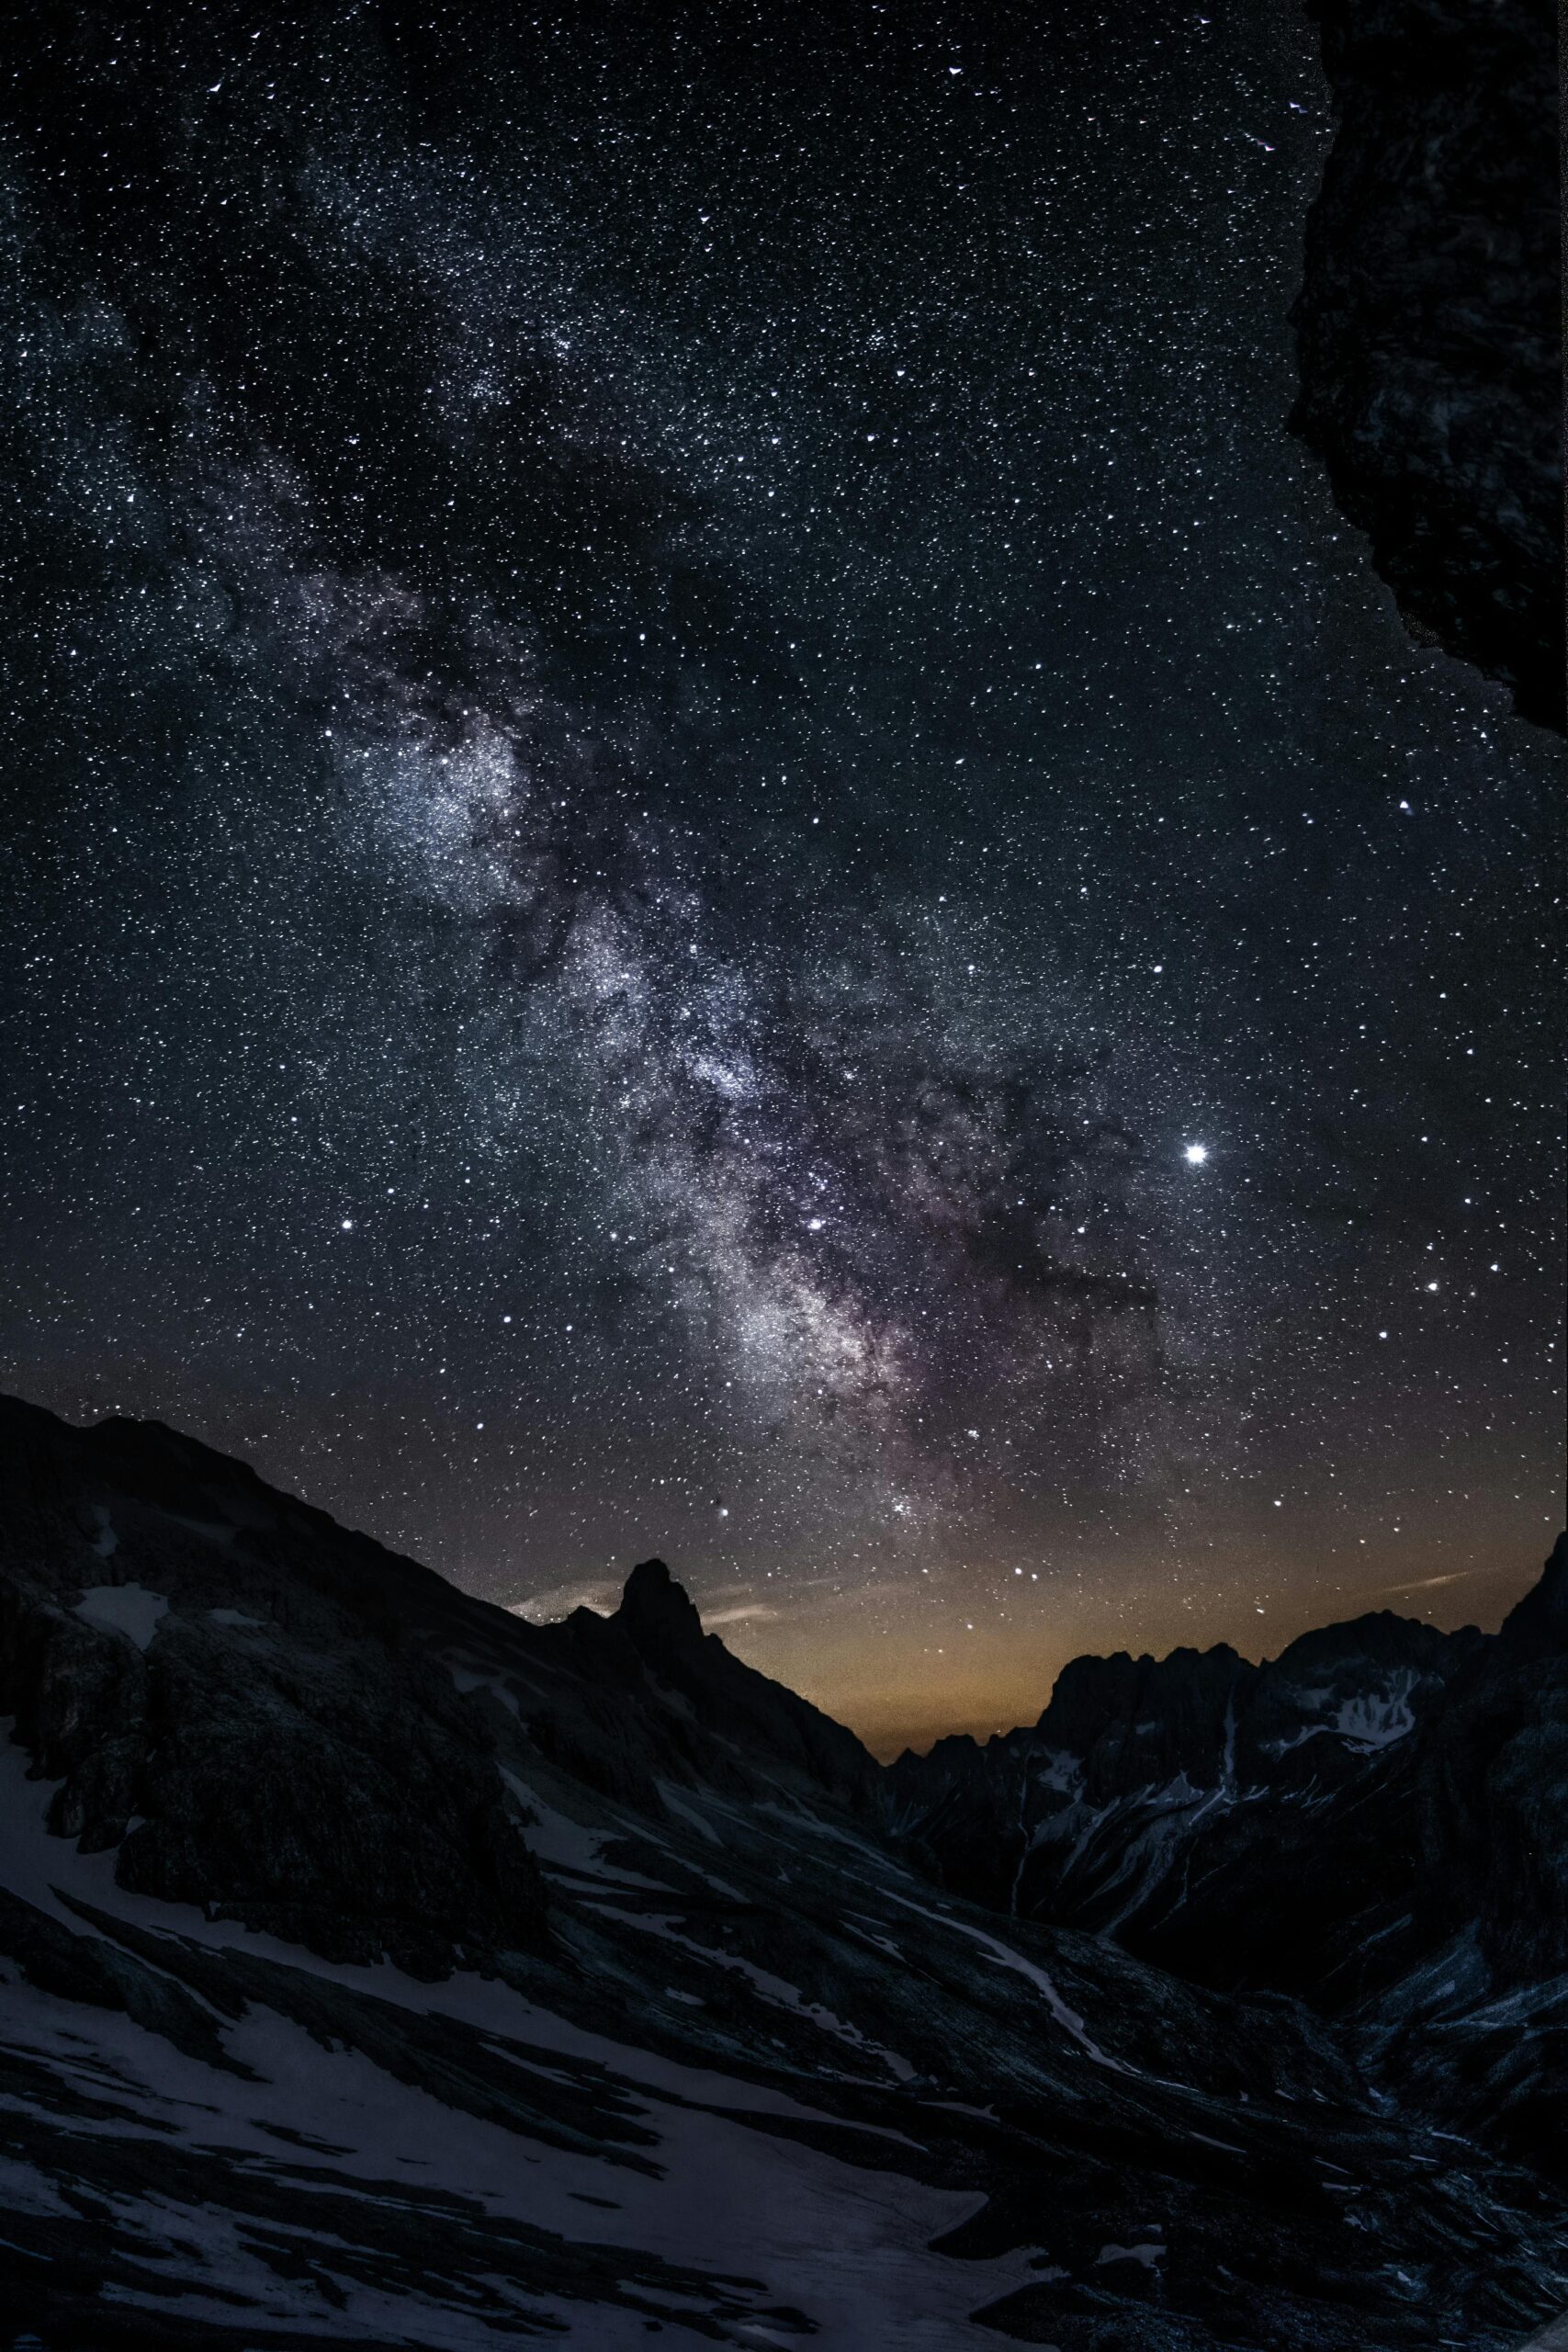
[2,2,1562,1755]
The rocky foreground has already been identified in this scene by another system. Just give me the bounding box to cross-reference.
[1,1392,1565,2349]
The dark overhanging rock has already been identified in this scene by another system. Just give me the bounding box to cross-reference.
[1291,0,1562,729]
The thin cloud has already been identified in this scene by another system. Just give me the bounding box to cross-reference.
[509,1579,619,1623]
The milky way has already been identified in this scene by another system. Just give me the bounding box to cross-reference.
[1,2,1561,1748]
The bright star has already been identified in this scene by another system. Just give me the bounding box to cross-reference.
[1183,1143,1209,1166]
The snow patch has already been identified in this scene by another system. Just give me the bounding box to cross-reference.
[1265,1670,1420,1757]
[499,1770,670,1887]
[73,1583,167,1650]
[446,1658,520,1713]
[659,1783,724,1845]
[1031,1748,1082,1796]
[1333,1674,1417,1750]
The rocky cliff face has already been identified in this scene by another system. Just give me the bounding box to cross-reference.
[891,1611,1477,1955]
[1292,0,1562,728]
[2,1391,1565,2349]
[0,1400,549,1978]
[892,1536,1568,2183]
[1436,1535,1568,1982]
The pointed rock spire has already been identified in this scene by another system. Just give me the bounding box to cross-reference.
[617,1557,705,1654]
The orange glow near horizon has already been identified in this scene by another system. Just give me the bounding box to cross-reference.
[712,1524,1557,1761]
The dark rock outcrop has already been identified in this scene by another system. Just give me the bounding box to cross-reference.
[615,1555,881,1812]
[1292,0,1562,727]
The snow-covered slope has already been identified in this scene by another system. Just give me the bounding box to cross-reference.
[1,1394,1565,2348]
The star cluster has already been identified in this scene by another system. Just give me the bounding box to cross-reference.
[1,1,1561,1752]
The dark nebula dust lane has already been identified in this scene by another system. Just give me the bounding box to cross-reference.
[0,1,1561,1751]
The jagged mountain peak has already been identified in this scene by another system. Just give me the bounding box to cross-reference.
[616,1554,705,1649]
[1270,1607,1478,1677]
[604,1553,881,1814]
[1049,1636,1248,1679]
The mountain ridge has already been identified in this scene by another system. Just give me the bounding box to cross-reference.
[2,1388,1565,2349]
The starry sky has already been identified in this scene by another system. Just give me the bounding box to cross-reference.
[2,1,1562,1755]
